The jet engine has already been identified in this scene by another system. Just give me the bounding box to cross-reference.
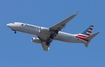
[31,37,41,43]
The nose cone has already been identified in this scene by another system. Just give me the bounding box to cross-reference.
[6,23,11,27]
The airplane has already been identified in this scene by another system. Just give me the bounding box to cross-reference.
[6,11,99,51]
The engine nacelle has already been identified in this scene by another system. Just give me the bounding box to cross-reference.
[31,37,41,43]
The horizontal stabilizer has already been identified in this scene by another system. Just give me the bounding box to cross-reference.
[84,42,89,47]
[86,32,99,40]
[84,32,99,47]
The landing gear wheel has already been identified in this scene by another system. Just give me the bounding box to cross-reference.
[11,29,16,34]
[14,31,16,34]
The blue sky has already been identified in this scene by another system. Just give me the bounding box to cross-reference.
[0,0,105,67]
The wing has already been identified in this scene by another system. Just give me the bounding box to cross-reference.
[41,41,50,51]
[50,11,78,31]
[38,36,52,51]
[39,11,78,51]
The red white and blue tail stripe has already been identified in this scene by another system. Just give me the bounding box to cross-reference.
[76,25,94,42]
[81,25,94,36]
[76,25,99,47]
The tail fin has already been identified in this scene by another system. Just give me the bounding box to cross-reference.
[81,25,94,36]
[76,25,99,47]
[84,32,99,47]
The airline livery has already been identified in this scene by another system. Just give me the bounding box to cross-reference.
[6,11,99,51]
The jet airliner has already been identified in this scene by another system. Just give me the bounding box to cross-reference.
[6,11,99,51]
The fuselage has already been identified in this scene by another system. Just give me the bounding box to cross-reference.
[6,11,99,51]
[7,22,84,43]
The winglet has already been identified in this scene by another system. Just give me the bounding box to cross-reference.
[75,10,79,15]
[72,11,79,17]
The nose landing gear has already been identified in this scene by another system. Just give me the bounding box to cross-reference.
[14,31,16,34]
[11,29,17,34]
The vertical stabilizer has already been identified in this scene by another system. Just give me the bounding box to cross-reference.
[81,25,94,36]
